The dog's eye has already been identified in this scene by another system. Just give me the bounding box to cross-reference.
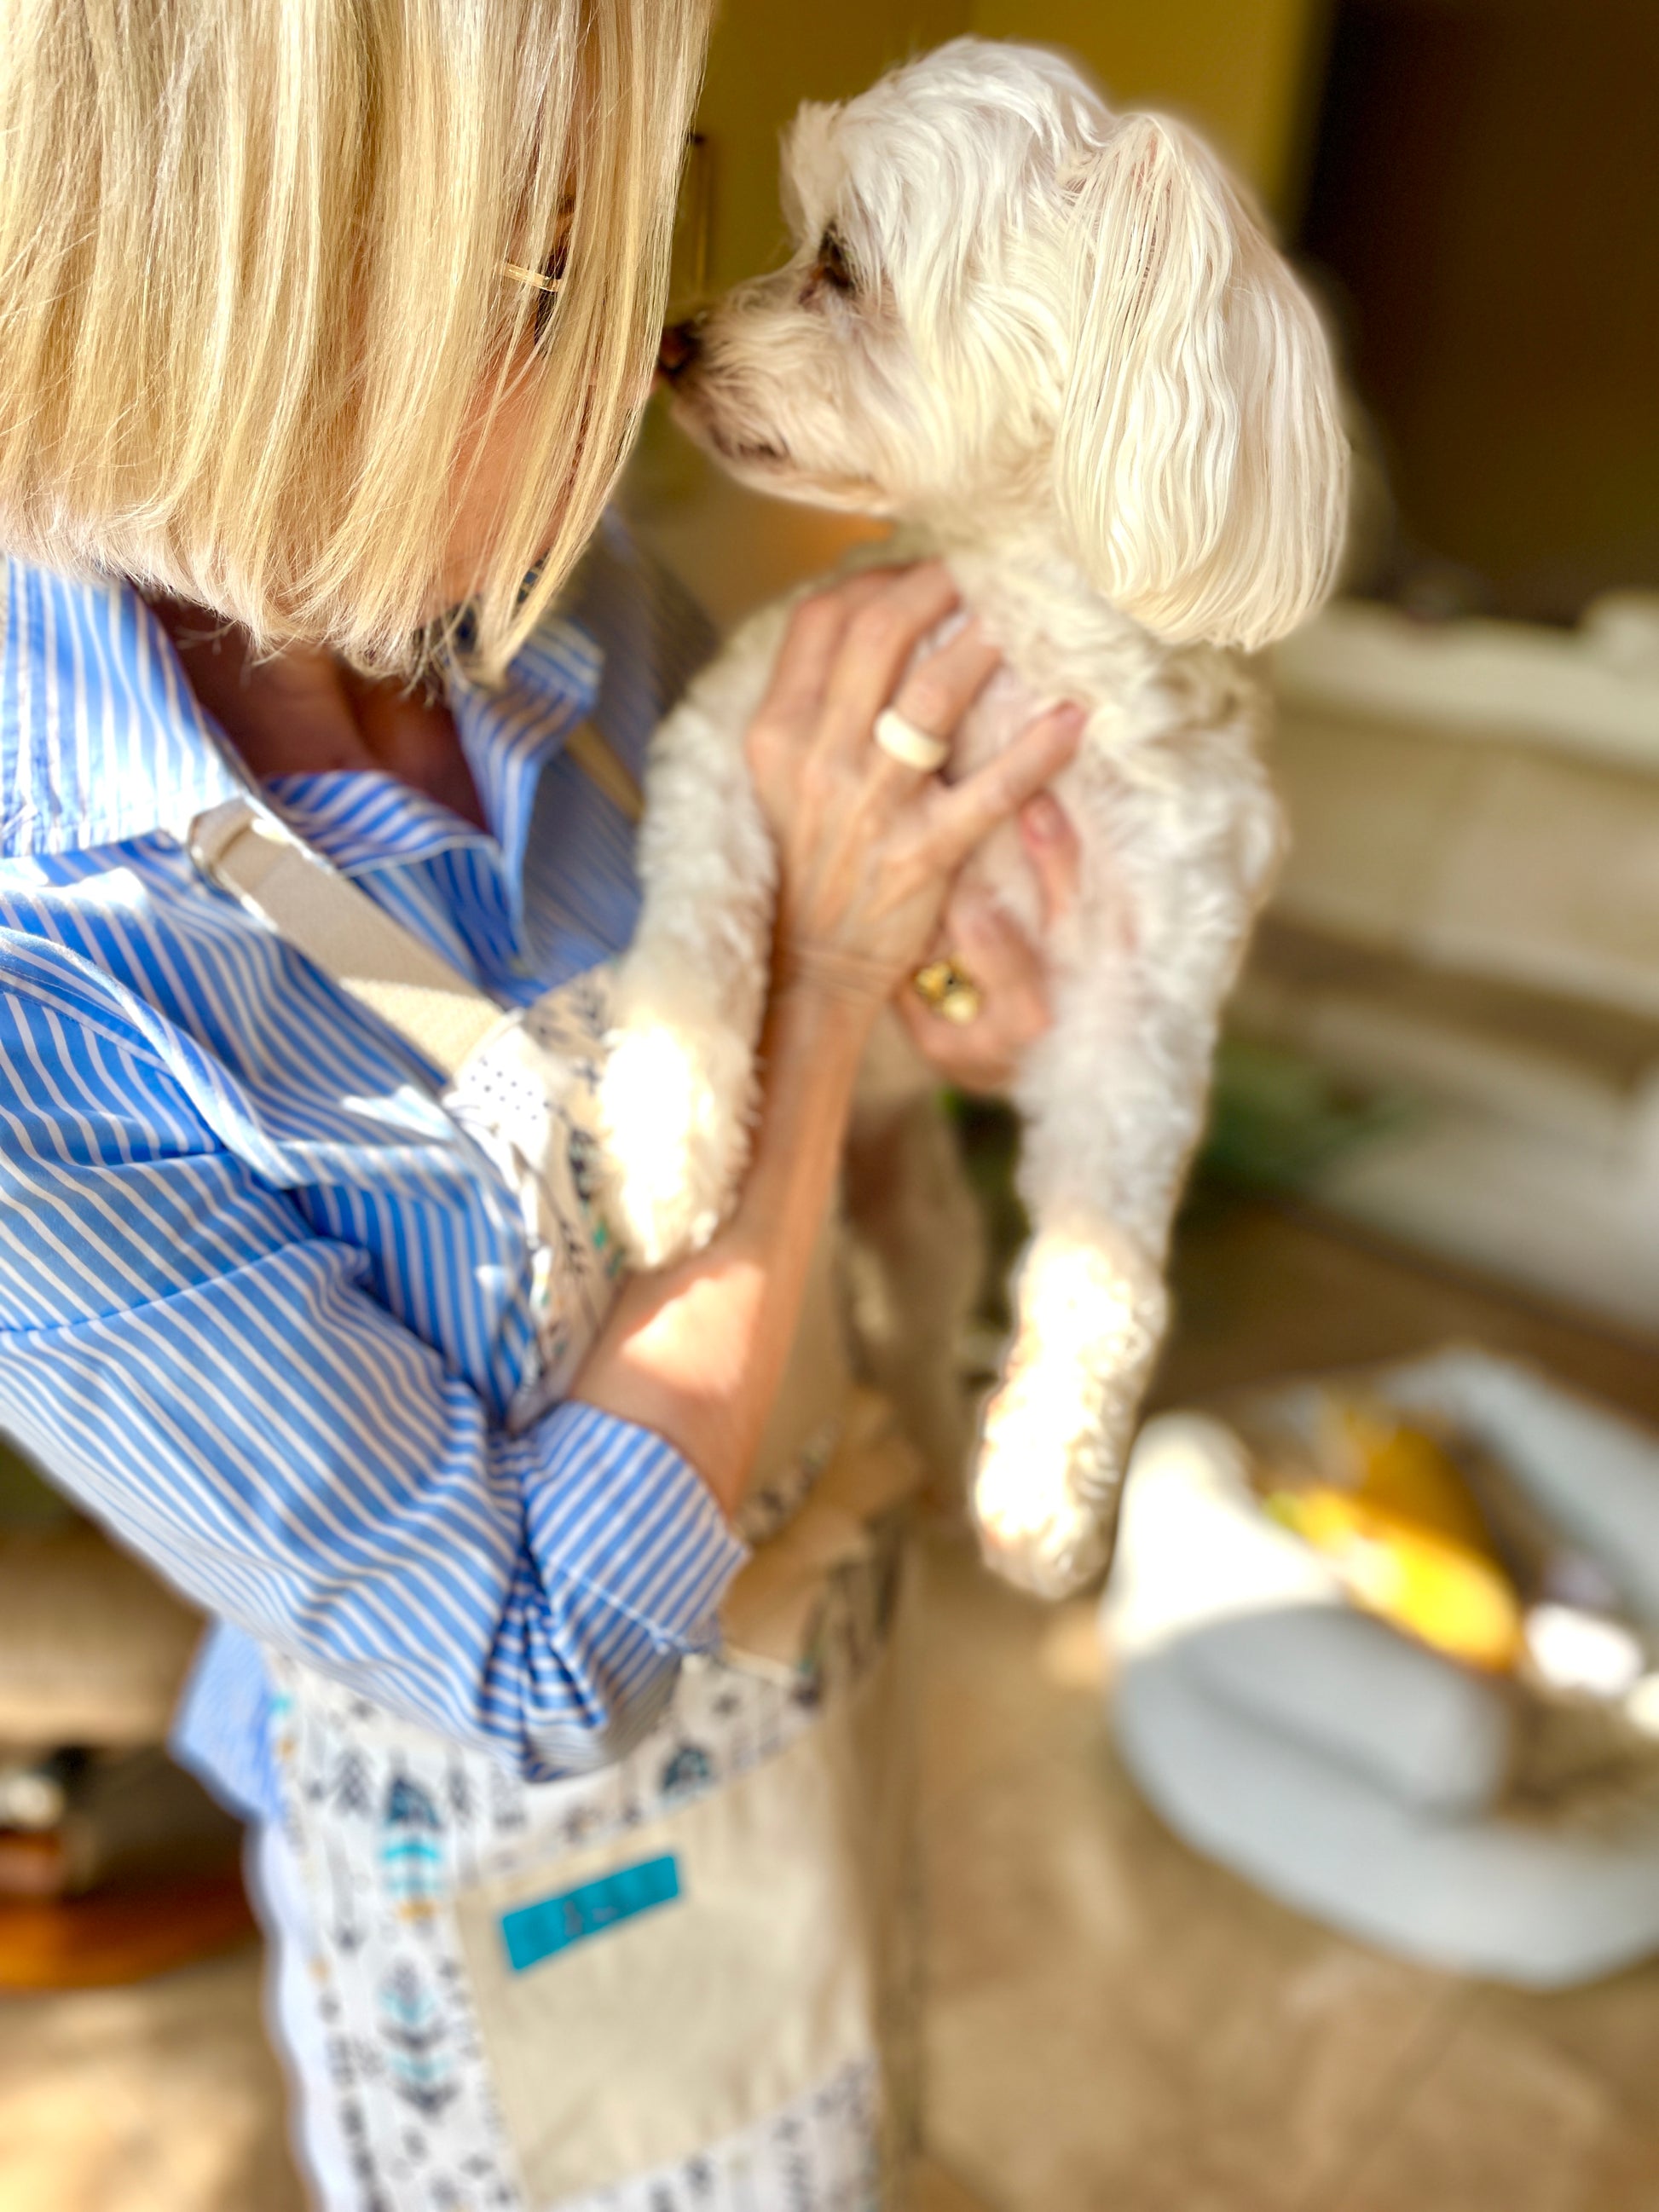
[813,228,857,295]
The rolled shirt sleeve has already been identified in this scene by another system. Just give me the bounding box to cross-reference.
[485,1402,748,1774]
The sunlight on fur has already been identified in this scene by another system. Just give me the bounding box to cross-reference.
[599,1016,726,1267]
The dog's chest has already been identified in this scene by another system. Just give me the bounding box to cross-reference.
[946,658,1050,779]
[938,648,1099,942]
[914,581,1257,943]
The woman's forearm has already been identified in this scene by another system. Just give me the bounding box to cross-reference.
[571,976,876,1516]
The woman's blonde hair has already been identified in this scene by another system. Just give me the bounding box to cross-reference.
[0,0,711,677]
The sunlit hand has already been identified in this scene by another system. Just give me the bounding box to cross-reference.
[745,563,1084,1013]
[895,791,1083,1094]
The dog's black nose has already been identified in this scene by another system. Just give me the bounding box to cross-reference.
[657,318,702,384]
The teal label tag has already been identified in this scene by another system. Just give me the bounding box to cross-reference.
[500,1853,682,1972]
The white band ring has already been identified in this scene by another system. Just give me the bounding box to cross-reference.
[873,707,951,775]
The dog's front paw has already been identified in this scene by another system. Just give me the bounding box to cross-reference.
[971,1225,1169,1598]
[598,981,755,1268]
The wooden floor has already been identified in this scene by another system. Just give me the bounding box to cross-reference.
[916,1529,1659,2212]
[920,1193,1659,2212]
[7,1196,1659,2212]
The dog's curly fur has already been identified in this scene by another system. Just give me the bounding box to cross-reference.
[600,38,1349,1597]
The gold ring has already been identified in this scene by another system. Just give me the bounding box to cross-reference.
[913,957,982,1025]
[874,707,951,774]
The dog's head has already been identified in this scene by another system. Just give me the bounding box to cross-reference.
[663,39,1348,651]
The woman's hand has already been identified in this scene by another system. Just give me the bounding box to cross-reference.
[897,790,1082,1094]
[745,562,1084,1011]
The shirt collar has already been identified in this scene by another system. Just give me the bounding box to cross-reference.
[0,555,604,868]
[0,557,244,858]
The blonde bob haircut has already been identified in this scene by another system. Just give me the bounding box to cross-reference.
[0,0,712,679]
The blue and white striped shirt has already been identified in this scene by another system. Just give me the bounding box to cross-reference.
[0,521,746,1821]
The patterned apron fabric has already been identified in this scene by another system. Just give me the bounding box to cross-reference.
[438,964,625,1432]
[264,1533,914,2212]
[260,973,917,2212]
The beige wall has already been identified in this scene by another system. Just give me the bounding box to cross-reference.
[968,0,1327,211]
[695,0,1327,285]
[695,3,972,288]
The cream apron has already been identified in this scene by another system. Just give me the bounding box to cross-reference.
[190,771,923,2212]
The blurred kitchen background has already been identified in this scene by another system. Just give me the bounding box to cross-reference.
[7,3,1659,2209]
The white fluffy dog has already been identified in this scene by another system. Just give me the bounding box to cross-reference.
[600,38,1349,1597]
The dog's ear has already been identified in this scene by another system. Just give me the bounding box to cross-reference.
[1054,115,1349,651]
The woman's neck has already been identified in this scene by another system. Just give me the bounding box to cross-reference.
[149,600,488,831]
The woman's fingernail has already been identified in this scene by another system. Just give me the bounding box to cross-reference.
[1024,794,1064,841]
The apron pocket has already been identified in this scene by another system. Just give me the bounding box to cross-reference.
[454,1611,913,2208]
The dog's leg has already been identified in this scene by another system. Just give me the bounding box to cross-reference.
[598,619,783,1267]
[974,749,1282,1597]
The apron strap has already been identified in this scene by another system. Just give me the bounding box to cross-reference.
[188,798,503,1077]
[188,719,640,1075]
